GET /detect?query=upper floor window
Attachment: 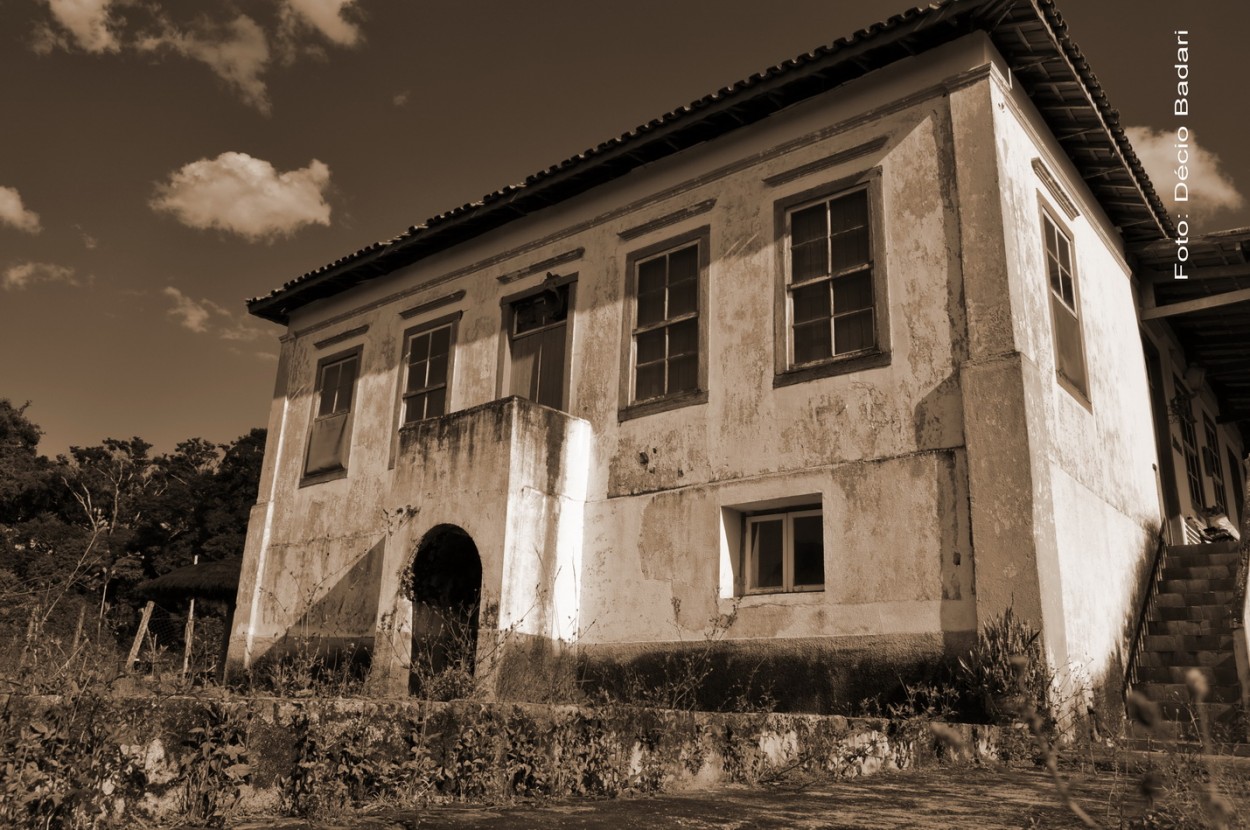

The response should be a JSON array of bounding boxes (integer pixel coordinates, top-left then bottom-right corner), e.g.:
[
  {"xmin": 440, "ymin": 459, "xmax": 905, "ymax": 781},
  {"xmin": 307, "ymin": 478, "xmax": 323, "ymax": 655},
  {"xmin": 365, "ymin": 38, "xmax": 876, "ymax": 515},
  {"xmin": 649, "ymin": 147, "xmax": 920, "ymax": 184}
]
[
  {"xmin": 304, "ymin": 349, "xmax": 360, "ymax": 480},
  {"xmin": 787, "ymin": 187, "xmax": 876, "ymax": 365},
  {"xmin": 620, "ymin": 227, "xmax": 709, "ymax": 418},
  {"xmin": 403, "ymin": 316, "xmax": 457, "ymax": 424},
  {"xmin": 774, "ymin": 175, "xmax": 888, "ymax": 387},
  {"xmin": 1041, "ymin": 211, "xmax": 1089, "ymax": 401}
]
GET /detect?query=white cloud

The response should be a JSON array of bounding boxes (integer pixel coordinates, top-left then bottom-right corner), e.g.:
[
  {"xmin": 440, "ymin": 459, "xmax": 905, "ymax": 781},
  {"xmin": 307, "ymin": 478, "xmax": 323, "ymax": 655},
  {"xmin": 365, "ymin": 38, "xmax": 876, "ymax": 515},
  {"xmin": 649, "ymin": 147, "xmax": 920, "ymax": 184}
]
[
  {"xmin": 0, "ymin": 187, "xmax": 42, "ymax": 234},
  {"xmin": 151, "ymin": 152, "xmax": 332, "ymax": 241},
  {"xmin": 163, "ymin": 286, "xmax": 273, "ymax": 343},
  {"xmin": 162, "ymin": 286, "xmax": 225, "ymax": 333},
  {"xmin": 282, "ymin": 0, "xmax": 362, "ymax": 47},
  {"xmin": 137, "ymin": 16, "xmax": 272, "ymax": 114},
  {"xmin": 1126, "ymin": 126, "xmax": 1245, "ymax": 221},
  {"xmin": 2, "ymin": 262, "xmax": 81, "ymax": 290},
  {"xmin": 40, "ymin": 0, "xmax": 120, "ymax": 53}
]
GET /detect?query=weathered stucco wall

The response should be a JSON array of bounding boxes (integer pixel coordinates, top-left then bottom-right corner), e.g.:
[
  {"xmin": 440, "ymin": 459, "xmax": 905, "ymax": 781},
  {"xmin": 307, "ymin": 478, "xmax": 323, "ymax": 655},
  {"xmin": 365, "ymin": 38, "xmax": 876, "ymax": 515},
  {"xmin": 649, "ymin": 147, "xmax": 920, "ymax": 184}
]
[
  {"xmin": 230, "ymin": 29, "xmax": 1175, "ymax": 714},
  {"xmin": 229, "ymin": 36, "xmax": 1007, "ymax": 691},
  {"xmin": 987, "ymin": 66, "xmax": 1163, "ymax": 705}
]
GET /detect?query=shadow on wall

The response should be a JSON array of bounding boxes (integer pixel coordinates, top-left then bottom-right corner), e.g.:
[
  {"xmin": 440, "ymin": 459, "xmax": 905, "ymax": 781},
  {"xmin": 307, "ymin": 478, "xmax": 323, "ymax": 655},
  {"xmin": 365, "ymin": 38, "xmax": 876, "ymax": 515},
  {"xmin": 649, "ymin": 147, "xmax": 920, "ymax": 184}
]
[{"xmin": 249, "ymin": 537, "xmax": 387, "ymax": 682}]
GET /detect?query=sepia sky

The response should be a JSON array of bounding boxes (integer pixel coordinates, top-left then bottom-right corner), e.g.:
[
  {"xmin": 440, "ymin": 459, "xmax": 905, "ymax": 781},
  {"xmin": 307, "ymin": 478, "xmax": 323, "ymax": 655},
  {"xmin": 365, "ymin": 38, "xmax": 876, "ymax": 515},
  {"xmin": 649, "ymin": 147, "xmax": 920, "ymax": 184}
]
[{"xmin": 2, "ymin": 0, "xmax": 1247, "ymax": 458}]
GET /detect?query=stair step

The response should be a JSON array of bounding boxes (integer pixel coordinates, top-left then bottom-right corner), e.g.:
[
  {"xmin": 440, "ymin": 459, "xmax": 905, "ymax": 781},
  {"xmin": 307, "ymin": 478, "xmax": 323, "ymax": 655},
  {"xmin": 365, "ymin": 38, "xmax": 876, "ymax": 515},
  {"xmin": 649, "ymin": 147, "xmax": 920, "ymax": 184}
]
[
  {"xmin": 1159, "ymin": 577, "xmax": 1237, "ymax": 594},
  {"xmin": 1153, "ymin": 590, "xmax": 1237, "ymax": 607},
  {"xmin": 1146, "ymin": 619, "xmax": 1233, "ymax": 637},
  {"xmin": 1163, "ymin": 563, "xmax": 1237, "ymax": 580},
  {"xmin": 1134, "ymin": 650, "xmax": 1235, "ymax": 669},
  {"xmin": 1134, "ymin": 664, "xmax": 1240, "ymax": 685},
  {"xmin": 1143, "ymin": 633, "xmax": 1234, "ymax": 652},
  {"xmin": 1151, "ymin": 604, "xmax": 1233, "ymax": 622},
  {"xmin": 1135, "ymin": 683, "xmax": 1241, "ymax": 705},
  {"xmin": 1167, "ymin": 542, "xmax": 1243, "ymax": 557}
]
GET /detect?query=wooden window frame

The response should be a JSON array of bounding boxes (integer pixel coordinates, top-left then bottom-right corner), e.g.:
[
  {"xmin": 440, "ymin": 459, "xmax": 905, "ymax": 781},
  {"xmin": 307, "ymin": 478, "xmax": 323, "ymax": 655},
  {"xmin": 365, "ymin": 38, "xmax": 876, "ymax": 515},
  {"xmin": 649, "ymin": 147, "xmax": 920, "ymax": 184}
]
[
  {"xmin": 1039, "ymin": 200, "xmax": 1091, "ymax": 407},
  {"xmin": 301, "ymin": 345, "xmax": 363, "ymax": 486},
  {"xmin": 742, "ymin": 505, "xmax": 825, "ymax": 595},
  {"xmin": 1201, "ymin": 413, "xmax": 1227, "ymax": 512},
  {"xmin": 772, "ymin": 170, "xmax": 890, "ymax": 388},
  {"xmin": 618, "ymin": 226, "xmax": 710, "ymax": 421},
  {"xmin": 497, "ymin": 274, "xmax": 578, "ymax": 412},
  {"xmin": 400, "ymin": 312, "xmax": 460, "ymax": 427}
]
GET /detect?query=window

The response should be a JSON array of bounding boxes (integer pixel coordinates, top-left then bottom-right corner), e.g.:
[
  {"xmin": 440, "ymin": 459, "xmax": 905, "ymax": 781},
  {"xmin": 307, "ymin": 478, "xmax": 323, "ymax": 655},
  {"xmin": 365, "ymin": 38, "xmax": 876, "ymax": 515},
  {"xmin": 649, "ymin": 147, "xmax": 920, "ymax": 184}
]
[
  {"xmin": 773, "ymin": 176, "xmax": 888, "ymax": 386},
  {"xmin": 507, "ymin": 282, "xmax": 571, "ymax": 411},
  {"xmin": 304, "ymin": 349, "xmax": 360, "ymax": 479},
  {"xmin": 1227, "ymin": 448, "xmax": 1245, "ymax": 526},
  {"xmin": 787, "ymin": 187, "xmax": 876, "ymax": 365},
  {"xmin": 1174, "ymin": 374, "xmax": 1203, "ymax": 508},
  {"xmin": 634, "ymin": 243, "xmax": 698, "ymax": 400},
  {"xmin": 403, "ymin": 318, "xmax": 456, "ymax": 424},
  {"xmin": 1041, "ymin": 211, "xmax": 1089, "ymax": 399},
  {"xmin": 1202, "ymin": 414, "xmax": 1227, "ymax": 512},
  {"xmin": 621, "ymin": 228, "xmax": 708, "ymax": 417},
  {"xmin": 743, "ymin": 507, "xmax": 824, "ymax": 593}
]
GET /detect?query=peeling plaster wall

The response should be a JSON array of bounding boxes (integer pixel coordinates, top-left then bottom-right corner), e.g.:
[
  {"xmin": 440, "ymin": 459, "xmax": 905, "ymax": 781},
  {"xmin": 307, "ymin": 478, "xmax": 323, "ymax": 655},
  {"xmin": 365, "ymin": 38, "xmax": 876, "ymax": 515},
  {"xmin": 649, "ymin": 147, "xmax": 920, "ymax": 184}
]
[
  {"xmin": 987, "ymin": 68, "xmax": 1163, "ymax": 703},
  {"xmin": 228, "ymin": 34, "xmax": 1143, "ymax": 694}
]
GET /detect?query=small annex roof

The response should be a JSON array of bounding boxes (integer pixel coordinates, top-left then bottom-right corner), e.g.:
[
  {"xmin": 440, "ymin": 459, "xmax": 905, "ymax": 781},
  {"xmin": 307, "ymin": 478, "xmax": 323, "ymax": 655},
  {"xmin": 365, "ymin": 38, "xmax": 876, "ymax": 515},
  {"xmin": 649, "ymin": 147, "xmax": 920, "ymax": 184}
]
[
  {"xmin": 247, "ymin": 0, "xmax": 1173, "ymax": 325},
  {"xmin": 1133, "ymin": 229, "xmax": 1250, "ymax": 444}
]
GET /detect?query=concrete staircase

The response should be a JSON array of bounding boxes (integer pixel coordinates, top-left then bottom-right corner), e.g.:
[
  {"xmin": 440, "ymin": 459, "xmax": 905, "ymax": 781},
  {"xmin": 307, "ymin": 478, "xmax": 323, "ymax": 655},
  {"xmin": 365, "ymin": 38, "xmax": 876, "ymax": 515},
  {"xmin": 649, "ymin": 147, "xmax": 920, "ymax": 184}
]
[{"xmin": 1131, "ymin": 541, "xmax": 1244, "ymax": 739}]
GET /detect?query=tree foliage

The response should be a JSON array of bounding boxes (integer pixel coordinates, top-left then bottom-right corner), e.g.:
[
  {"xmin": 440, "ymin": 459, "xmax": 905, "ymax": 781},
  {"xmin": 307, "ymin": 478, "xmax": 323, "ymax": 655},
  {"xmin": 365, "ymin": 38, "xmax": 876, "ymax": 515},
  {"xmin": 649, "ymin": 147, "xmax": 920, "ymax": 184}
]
[{"xmin": 0, "ymin": 399, "xmax": 265, "ymax": 639}]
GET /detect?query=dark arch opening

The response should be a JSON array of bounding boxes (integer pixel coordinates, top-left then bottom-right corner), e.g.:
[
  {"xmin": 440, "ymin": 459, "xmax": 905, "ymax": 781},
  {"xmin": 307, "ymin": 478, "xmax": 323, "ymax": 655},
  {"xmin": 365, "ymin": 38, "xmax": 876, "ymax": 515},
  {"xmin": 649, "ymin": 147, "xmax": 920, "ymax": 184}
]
[{"xmin": 408, "ymin": 524, "xmax": 482, "ymax": 696}]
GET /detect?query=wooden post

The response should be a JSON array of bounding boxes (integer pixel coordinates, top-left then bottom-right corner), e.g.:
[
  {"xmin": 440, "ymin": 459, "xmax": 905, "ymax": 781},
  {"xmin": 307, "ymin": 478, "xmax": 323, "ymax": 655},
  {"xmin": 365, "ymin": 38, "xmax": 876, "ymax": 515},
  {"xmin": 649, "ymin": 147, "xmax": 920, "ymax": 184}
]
[
  {"xmin": 127, "ymin": 601, "xmax": 154, "ymax": 672},
  {"xmin": 70, "ymin": 605, "xmax": 86, "ymax": 653},
  {"xmin": 182, "ymin": 555, "xmax": 198, "ymax": 677}
]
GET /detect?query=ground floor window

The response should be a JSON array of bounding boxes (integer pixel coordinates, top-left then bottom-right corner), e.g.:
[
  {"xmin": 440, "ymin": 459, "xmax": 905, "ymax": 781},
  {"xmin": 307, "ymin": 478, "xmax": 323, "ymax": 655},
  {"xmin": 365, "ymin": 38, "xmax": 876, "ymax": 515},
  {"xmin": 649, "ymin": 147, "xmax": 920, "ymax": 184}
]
[{"xmin": 744, "ymin": 507, "xmax": 824, "ymax": 593}]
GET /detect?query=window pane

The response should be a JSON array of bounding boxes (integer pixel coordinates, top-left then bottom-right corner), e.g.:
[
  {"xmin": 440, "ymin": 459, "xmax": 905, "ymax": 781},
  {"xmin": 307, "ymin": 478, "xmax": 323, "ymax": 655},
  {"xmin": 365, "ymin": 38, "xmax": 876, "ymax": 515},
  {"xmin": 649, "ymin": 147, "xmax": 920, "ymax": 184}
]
[
  {"xmin": 833, "ymin": 310, "xmax": 874, "ymax": 354},
  {"xmin": 1060, "ymin": 272, "xmax": 1075, "ymax": 307},
  {"xmin": 791, "ymin": 203, "xmax": 827, "ymax": 246},
  {"xmin": 828, "ymin": 189, "xmax": 867, "ymax": 234},
  {"xmin": 794, "ymin": 320, "xmax": 831, "ymax": 364},
  {"xmin": 792, "ymin": 515, "xmax": 824, "ymax": 587},
  {"xmin": 406, "ymin": 358, "xmax": 428, "ymax": 393},
  {"xmin": 668, "ymin": 318, "xmax": 698, "ymax": 357},
  {"xmin": 638, "ymin": 257, "xmax": 666, "ymax": 296},
  {"xmin": 791, "ymin": 239, "xmax": 828, "ymax": 282},
  {"xmin": 636, "ymin": 328, "xmax": 666, "ymax": 364},
  {"xmin": 668, "ymin": 276, "xmax": 697, "ymax": 317},
  {"xmin": 410, "ymin": 332, "xmax": 430, "ymax": 364},
  {"xmin": 1052, "ymin": 297, "xmax": 1087, "ymax": 395},
  {"xmin": 404, "ymin": 391, "xmax": 426, "ymax": 423},
  {"xmin": 668, "ymin": 245, "xmax": 698, "ymax": 283},
  {"xmin": 333, "ymin": 357, "xmax": 357, "ymax": 414},
  {"xmin": 317, "ymin": 366, "xmax": 337, "ymax": 416},
  {"xmin": 635, "ymin": 362, "xmax": 665, "ymax": 401},
  {"xmin": 792, "ymin": 281, "xmax": 831, "ymax": 324},
  {"xmin": 429, "ymin": 326, "xmax": 451, "ymax": 357},
  {"xmin": 668, "ymin": 354, "xmax": 697, "ymax": 394},
  {"xmin": 751, "ymin": 519, "xmax": 784, "ymax": 589},
  {"xmin": 514, "ymin": 296, "xmax": 547, "ymax": 333},
  {"xmin": 425, "ymin": 387, "xmax": 446, "ymax": 419},
  {"xmin": 830, "ymin": 225, "xmax": 869, "ymax": 272},
  {"xmin": 427, "ymin": 352, "xmax": 449, "ymax": 387},
  {"xmin": 833, "ymin": 271, "xmax": 872, "ymax": 313},
  {"xmin": 1056, "ymin": 232, "xmax": 1071, "ymax": 270},
  {"xmin": 1044, "ymin": 219, "xmax": 1058, "ymax": 257},
  {"xmin": 1047, "ymin": 257, "xmax": 1063, "ymax": 295},
  {"xmin": 637, "ymin": 289, "xmax": 665, "ymax": 326}
]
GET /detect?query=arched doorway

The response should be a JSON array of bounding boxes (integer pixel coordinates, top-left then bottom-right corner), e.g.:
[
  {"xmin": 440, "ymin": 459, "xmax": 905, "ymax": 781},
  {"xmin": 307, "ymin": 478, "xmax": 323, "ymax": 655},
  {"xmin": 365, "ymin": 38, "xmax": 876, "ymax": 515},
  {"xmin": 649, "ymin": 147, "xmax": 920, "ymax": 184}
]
[{"xmin": 408, "ymin": 524, "xmax": 482, "ymax": 696}]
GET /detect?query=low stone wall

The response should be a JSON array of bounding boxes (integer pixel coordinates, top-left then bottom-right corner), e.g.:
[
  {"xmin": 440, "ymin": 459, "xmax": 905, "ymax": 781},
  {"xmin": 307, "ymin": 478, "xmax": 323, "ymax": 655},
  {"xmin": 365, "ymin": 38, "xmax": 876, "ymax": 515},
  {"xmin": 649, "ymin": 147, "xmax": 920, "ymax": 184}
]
[{"xmin": 0, "ymin": 693, "xmax": 1005, "ymax": 825}]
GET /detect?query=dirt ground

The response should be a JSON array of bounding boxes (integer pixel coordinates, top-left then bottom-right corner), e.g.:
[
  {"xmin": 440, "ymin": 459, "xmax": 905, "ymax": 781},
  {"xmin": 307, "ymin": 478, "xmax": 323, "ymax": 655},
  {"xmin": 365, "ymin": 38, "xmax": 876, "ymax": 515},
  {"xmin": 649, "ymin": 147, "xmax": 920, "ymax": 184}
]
[{"xmin": 219, "ymin": 765, "xmax": 1250, "ymax": 830}]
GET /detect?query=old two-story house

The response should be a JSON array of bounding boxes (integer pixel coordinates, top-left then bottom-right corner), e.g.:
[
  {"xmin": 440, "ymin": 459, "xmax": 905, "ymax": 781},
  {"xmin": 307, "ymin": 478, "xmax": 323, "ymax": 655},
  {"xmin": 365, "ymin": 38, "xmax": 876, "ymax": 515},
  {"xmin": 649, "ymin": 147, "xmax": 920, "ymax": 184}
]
[{"xmin": 225, "ymin": 0, "xmax": 1248, "ymax": 717}]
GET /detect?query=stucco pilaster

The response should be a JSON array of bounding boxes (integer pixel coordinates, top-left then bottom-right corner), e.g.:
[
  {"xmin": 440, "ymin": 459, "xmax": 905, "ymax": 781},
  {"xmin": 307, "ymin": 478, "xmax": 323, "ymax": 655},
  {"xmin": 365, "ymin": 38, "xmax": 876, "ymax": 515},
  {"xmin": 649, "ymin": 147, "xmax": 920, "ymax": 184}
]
[{"xmin": 949, "ymin": 76, "xmax": 1060, "ymax": 660}]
